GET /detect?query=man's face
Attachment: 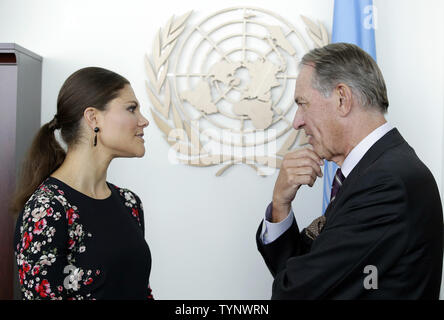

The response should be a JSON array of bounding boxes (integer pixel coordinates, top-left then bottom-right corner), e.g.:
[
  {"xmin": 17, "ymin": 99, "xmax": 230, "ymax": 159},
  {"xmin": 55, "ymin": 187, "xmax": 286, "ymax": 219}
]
[{"xmin": 293, "ymin": 65, "xmax": 340, "ymax": 161}]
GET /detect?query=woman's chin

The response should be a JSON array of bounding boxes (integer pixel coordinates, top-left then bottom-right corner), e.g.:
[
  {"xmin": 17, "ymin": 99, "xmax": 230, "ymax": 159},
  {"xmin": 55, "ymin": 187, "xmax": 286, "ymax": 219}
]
[
  {"xmin": 135, "ymin": 147, "xmax": 146, "ymax": 158},
  {"xmin": 112, "ymin": 144, "xmax": 146, "ymax": 158}
]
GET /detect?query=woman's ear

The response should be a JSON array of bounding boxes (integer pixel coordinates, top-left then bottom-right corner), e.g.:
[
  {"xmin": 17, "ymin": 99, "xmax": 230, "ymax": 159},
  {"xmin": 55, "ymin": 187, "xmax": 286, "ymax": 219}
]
[{"xmin": 84, "ymin": 107, "xmax": 98, "ymax": 129}]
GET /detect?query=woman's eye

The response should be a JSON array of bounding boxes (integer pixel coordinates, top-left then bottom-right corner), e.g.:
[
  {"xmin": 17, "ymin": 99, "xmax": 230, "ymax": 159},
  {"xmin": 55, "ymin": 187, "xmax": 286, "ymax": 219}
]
[{"xmin": 128, "ymin": 106, "xmax": 137, "ymax": 113}]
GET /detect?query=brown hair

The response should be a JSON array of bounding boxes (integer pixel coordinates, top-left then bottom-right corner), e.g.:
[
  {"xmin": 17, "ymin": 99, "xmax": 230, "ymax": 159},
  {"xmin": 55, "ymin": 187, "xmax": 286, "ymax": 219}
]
[{"xmin": 10, "ymin": 67, "xmax": 129, "ymax": 215}]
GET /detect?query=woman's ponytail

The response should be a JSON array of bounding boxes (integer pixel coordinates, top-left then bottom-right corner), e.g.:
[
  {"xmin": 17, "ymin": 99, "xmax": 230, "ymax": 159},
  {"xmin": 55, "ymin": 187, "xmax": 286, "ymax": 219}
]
[{"xmin": 10, "ymin": 120, "xmax": 66, "ymax": 216}]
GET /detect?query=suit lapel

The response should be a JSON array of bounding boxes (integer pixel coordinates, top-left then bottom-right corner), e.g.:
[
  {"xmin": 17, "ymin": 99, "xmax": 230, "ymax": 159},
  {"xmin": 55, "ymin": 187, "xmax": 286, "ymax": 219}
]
[{"xmin": 324, "ymin": 128, "xmax": 406, "ymax": 220}]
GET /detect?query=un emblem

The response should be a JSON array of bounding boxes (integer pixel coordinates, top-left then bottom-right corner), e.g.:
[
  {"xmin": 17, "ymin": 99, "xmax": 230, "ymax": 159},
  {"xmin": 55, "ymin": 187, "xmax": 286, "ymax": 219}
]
[{"xmin": 145, "ymin": 7, "xmax": 328, "ymax": 176}]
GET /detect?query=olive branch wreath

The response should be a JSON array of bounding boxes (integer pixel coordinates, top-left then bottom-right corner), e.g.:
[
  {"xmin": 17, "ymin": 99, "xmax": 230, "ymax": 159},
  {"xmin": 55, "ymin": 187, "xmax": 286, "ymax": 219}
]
[{"xmin": 145, "ymin": 11, "xmax": 329, "ymax": 176}]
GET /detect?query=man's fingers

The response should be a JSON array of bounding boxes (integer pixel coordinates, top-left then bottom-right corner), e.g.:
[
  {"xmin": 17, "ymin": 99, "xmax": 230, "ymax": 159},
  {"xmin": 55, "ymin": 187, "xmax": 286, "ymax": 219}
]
[
  {"xmin": 297, "ymin": 173, "xmax": 317, "ymax": 188},
  {"xmin": 286, "ymin": 167, "xmax": 318, "ymax": 187},
  {"xmin": 282, "ymin": 158, "xmax": 323, "ymax": 177},
  {"xmin": 284, "ymin": 148, "xmax": 323, "ymax": 166}
]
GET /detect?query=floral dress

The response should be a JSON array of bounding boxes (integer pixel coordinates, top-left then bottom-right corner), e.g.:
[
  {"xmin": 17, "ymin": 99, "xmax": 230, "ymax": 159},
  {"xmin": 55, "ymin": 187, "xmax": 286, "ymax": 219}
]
[{"xmin": 14, "ymin": 177, "xmax": 154, "ymax": 300}]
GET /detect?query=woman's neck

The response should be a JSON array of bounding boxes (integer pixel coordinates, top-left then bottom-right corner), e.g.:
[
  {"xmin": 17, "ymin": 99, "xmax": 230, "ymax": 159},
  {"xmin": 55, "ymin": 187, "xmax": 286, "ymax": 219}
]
[{"xmin": 51, "ymin": 145, "xmax": 113, "ymax": 199}]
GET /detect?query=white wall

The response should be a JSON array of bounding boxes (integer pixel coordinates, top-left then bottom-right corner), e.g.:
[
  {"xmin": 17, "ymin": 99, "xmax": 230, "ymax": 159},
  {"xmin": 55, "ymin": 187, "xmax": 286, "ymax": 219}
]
[
  {"xmin": 374, "ymin": 0, "xmax": 444, "ymax": 298},
  {"xmin": 375, "ymin": 0, "xmax": 443, "ymax": 194},
  {"xmin": 1, "ymin": 0, "xmax": 442, "ymax": 299}
]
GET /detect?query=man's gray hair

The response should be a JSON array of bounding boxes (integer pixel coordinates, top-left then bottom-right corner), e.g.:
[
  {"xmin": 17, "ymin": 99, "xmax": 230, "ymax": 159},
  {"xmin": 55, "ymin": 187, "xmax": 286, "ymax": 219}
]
[{"xmin": 300, "ymin": 43, "xmax": 389, "ymax": 113}]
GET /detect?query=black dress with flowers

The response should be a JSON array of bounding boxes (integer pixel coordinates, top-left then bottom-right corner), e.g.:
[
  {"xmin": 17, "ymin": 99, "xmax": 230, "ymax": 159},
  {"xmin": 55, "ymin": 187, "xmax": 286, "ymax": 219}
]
[{"xmin": 14, "ymin": 177, "xmax": 154, "ymax": 300}]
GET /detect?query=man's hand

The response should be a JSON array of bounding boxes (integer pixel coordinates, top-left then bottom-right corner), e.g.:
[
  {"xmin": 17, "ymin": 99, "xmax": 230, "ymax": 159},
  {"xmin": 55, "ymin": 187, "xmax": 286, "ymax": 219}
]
[{"xmin": 272, "ymin": 148, "xmax": 323, "ymax": 222}]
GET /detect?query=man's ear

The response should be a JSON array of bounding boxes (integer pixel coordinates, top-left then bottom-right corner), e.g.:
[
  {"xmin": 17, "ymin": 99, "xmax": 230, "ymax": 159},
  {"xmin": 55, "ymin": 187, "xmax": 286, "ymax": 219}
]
[
  {"xmin": 84, "ymin": 107, "xmax": 99, "ymax": 130},
  {"xmin": 335, "ymin": 83, "xmax": 353, "ymax": 117}
]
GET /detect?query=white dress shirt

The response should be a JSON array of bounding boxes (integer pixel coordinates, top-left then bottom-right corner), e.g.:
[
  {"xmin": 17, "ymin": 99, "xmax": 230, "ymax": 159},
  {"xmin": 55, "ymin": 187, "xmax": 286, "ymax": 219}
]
[{"xmin": 261, "ymin": 122, "xmax": 394, "ymax": 244}]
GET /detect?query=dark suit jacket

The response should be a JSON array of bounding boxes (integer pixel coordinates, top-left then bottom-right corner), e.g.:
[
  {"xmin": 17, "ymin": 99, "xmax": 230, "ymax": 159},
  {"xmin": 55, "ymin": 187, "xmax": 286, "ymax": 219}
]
[{"xmin": 257, "ymin": 128, "xmax": 443, "ymax": 299}]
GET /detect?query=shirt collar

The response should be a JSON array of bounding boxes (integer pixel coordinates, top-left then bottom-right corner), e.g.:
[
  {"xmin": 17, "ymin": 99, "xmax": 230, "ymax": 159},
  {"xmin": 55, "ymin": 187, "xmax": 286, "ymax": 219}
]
[{"xmin": 341, "ymin": 122, "xmax": 393, "ymax": 178}]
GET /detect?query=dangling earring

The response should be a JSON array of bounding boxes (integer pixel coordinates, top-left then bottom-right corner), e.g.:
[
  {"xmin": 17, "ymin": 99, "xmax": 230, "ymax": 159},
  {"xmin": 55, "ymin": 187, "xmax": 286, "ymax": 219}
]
[{"xmin": 94, "ymin": 127, "xmax": 99, "ymax": 147}]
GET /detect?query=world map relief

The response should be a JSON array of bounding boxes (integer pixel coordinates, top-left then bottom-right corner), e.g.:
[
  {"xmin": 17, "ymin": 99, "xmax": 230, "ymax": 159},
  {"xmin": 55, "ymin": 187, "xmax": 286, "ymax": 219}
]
[{"xmin": 180, "ymin": 24, "xmax": 293, "ymax": 130}]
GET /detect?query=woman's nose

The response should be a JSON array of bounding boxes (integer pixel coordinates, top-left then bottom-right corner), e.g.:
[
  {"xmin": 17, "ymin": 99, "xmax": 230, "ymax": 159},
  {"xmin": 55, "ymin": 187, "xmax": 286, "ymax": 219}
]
[{"xmin": 140, "ymin": 117, "xmax": 149, "ymax": 128}]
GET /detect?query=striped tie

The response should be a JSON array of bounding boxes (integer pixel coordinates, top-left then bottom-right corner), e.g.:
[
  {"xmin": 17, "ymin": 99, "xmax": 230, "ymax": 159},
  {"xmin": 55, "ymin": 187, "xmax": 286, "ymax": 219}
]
[
  {"xmin": 330, "ymin": 168, "xmax": 345, "ymax": 202},
  {"xmin": 305, "ymin": 168, "xmax": 346, "ymax": 241}
]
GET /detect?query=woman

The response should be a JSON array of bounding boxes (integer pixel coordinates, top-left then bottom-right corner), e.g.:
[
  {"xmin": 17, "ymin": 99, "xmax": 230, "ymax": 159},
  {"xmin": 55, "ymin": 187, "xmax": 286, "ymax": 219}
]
[{"xmin": 11, "ymin": 67, "xmax": 153, "ymax": 300}]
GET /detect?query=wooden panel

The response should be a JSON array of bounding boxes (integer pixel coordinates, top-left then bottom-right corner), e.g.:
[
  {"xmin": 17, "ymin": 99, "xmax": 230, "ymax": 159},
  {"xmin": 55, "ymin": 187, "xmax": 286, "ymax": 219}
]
[
  {"xmin": 0, "ymin": 64, "xmax": 17, "ymax": 299},
  {"xmin": 0, "ymin": 53, "xmax": 17, "ymax": 64}
]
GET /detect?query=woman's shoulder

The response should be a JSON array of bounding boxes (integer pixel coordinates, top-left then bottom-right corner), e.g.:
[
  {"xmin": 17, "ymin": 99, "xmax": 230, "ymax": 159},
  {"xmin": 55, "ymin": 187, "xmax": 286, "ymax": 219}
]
[
  {"xmin": 109, "ymin": 183, "xmax": 142, "ymax": 206},
  {"xmin": 16, "ymin": 178, "xmax": 70, "ymax": 246},
  {"xmin": 108, "ymin": 183, "xmax": 144, "ymax": 226},
  {"xmin": 24, "ymin": 178, "xmax": 71, "ymax": 213}
]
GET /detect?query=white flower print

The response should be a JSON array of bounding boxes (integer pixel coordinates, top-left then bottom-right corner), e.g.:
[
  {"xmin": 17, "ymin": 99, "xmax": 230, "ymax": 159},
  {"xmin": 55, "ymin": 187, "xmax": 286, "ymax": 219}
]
[
  {"xmin": 31, "ymin": 206, "xmax": 47, "ymax": 222},
  {"xmin": 54, "ymin": 195, "xmax": 67, "ymax": 206},
  {"xmin": 53, "ymin": 212, "xmax": 62, "ymax": 221},
  {"xmin": 47, "ymin": 226, "xmax": 56, "ymax": 237},
  {"xmin": 36, "ymin": 195, "xmax": 50, "ymax": 205},
  {"xmin": 124, "ymin": 191, "xmax": 137, "ymax": 207},
  {"xmin": 24, "ymin": 290, "xmax": 32, "ymax": 299},
  {"xmin": 40, "ymin": 253, "xmax": 56, "ymax": 266},
  {"xmin": 23, "ymin": 207, "xmax": 31, "ymax": 220},
  {"xmin": 16, "ymin": 254, "xmax": 24, "ymax": 266},
  {"xmin": 74, "ymin": 224, "xmax": 83, "ymax": 237},
  {"xmin": 31, "ymin": 241, "xmax": 42, "ymax": 254}
]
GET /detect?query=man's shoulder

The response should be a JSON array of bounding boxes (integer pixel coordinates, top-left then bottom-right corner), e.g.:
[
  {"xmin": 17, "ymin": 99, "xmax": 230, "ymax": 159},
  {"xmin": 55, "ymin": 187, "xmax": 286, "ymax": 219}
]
[
  {"xmin": 372, "ymin": 140, "xmax": 435, "ymax": 184},
  {"xmin": 358, "ymin": 138, "xmax": 440, "ymax": 210}
]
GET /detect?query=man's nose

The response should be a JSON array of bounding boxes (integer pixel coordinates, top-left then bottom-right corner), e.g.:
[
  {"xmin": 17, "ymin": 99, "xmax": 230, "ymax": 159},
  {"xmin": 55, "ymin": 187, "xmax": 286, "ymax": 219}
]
[{"xmin": 293, "ymin": 107, "xmax": 304, "ymax": 130}]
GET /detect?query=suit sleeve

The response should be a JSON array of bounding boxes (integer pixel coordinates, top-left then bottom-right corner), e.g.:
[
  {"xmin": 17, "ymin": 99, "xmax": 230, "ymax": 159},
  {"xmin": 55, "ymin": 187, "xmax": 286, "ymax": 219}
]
[
  {"xmin": 259, "ymin": 170, "xmax": 408, "ymax": 299},
  {"xmin": 256, "ymin": 217, "xmax": 313, "ymax": 277}
]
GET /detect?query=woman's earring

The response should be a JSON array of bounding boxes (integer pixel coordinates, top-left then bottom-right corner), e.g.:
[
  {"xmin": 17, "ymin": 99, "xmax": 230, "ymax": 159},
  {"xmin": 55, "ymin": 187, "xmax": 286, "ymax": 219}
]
[{"xmin": 94, "ymin": 127, "xmax": 100, "ymax": 147}]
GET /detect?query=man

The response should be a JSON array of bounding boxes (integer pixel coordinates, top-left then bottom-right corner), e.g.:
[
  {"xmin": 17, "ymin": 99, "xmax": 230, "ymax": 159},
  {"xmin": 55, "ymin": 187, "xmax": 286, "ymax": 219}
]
[{"xmin": 256, "ymin": 43, "xmax": 443, "ymax": 299}]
